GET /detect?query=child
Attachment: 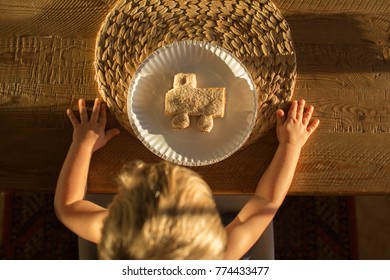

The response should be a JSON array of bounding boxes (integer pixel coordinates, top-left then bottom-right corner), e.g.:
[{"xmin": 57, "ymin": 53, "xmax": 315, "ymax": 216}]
[{"xmin": 54, "ymin": 98, "xmax": 319, "ymax": 259}]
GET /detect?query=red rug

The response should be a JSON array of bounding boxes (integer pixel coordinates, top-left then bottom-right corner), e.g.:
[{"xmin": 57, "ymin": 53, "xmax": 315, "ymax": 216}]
[
  {"xmin": 274, "ymin": 196, "xmax": 358, "ymax": 259},
  {"xmin": 0, "ymin": 192, "xmax": 78, "ymax": 259},
  {"xmin": 0, "ymin": 192, "xmax": 357, "ymax": 259}
]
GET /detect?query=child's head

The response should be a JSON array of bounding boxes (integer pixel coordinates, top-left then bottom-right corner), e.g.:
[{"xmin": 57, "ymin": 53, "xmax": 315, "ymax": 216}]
[{"xmin": 98, "ymin": 160, "xmax": 226, "ymax": 259}]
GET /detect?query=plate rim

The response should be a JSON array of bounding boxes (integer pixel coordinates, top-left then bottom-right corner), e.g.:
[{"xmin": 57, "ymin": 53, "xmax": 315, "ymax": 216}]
[{"xmin": 127, "ymin": 40, "xmax": 257, "ymax": 166}]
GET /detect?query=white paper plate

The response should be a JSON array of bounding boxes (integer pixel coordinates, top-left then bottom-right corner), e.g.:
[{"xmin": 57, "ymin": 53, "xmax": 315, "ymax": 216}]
[{"xmin": 128, "ymin": 41, "xmax": 257, "ymax": 166}]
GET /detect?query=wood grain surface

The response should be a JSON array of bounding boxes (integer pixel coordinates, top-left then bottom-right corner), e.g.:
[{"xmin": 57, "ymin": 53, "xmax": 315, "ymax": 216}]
[{"xmin": 1, "ymin": 0, "xmax": 390, "ymax": 194}]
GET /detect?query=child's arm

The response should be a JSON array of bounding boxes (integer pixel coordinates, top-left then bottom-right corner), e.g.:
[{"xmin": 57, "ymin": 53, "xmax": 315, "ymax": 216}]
[
  {"xmin": 224, "ymin": 99, "xmax": 320, "ymax": 259},
  {"xmin": 54, "ymin": 98, "xmax": 120, "ymax": 243}
]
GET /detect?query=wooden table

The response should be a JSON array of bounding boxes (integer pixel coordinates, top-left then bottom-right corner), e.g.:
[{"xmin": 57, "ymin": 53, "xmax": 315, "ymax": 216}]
[{"xmin": 1, "ymin": 0, "xmax": 390, "ymax": 195}]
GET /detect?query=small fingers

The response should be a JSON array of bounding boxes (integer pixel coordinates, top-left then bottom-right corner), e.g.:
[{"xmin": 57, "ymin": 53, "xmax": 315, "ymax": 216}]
[
  {"xmin": 78, "ymin": 99, "xmax": 88, "ymax": 123},
  {"xmin": 66, "ymin": 108, "xmax": 79, "ymax": 127},
  {"xmin": 307, "ymin": 119, "xmax": 320, "ymax": 135},
  {"xmin": 98, "ymin": 102, "xmax": 107, "ymax": 128},
  {"xmin": 287, "ymin": 100, "xmax": 298, "ymax": 119},
  {"xmin": 302, "ymin": 105, "xmax": 314, "ymax": 126},
  {"xmin": 105, "ymin": 128, "xmax": 120, "ymax": 143},
  {"xmin": 91, "ymin": 98, "xmax": 101, "ymax": 123},
  {"xmin": 276, "ymin": 109, "xmax": 285, "ymax": 126},
  {"xmin": 296, "ymin": 99, "xmax": 305, "ymax": 121}
]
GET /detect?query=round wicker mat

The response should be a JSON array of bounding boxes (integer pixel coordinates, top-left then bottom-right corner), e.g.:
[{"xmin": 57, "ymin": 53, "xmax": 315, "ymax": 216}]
[{"xmin": 95, "ymin": 0, "xmax": 296, "ymax": 147}]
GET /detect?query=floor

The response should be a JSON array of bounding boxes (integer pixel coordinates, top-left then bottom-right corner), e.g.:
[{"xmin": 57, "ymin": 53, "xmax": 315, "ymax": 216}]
[
  {"xmin": 0, "ymin": 193, "xmax": 389, "ymax": 259},
  {"xmin": 0, "ymin": 193, "xmax": 4, "ymax": 247},
  {"xmin": 354, "ymin": 196, "xmax": 390, "ymax": 259}
]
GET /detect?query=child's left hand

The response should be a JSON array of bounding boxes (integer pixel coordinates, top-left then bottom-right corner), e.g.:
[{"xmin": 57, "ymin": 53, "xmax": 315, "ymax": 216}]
[{"xmin": 67, "ymin": 98, "xmax": 120, "ymax": 152}]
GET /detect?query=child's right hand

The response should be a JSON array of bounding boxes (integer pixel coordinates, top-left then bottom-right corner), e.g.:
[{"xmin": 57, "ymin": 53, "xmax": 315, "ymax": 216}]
[
  {"xmin": 276, "ymin": 99, "xmax": 320, "ymax": 149},
  {"xmin": 67, "ymin": 98, "xmax": 120, "ymax": 153}
]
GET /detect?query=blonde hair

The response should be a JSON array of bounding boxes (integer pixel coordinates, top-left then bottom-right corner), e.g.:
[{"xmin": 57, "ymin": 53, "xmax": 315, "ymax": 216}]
[{"xmin": 98, "ymin": 161, "xmax": 226, "ymax": 259}]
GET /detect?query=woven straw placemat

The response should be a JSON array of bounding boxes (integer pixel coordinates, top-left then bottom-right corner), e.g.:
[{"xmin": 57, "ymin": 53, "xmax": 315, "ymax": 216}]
[{"xmin": 95, "ymin": 0, "xmax": 296, "ymax": 147}]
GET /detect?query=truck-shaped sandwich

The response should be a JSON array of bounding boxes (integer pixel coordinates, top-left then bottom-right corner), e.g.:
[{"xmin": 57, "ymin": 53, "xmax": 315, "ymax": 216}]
[{"xmin": 164, "ymin": 73, "xmax": 226, "ymax": 132}]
